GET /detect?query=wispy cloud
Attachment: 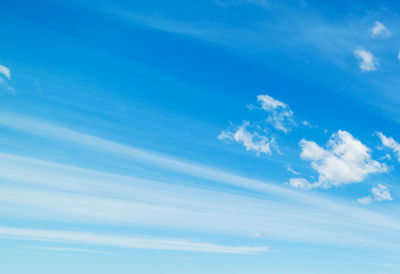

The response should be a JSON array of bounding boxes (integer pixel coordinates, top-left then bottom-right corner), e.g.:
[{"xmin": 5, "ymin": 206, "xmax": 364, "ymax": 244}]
[
  {"xmin": 285, "ymin": 164, "xmax": 301, "ymax": 175},
  {"xmin": 358, "ymin": 184, "xmax": 393, "ymax": 204},
  {"xmin": 2, "ymin": 152, "xmax": 400, "ymax": 249},
  {"xmin": 291, "ymin": 130, "xmax": 387, "ymax": 189},
  {"xmin": 288, "ymin": 178, "xmax": 313, "ymax": 190},
  {"xmin": 354, "ymin": 49, "xmax": 379, "ymax": 72},
  {"xmin": 370, "ymin": 21, "xmax": 391, "ymax": 39},
  {"xmin": 0, "ymin": 65, "xmax": 11, "ymax": 80},
  {"xmin": 219, "ymin": 93, "xmax": 294, "ymax": 155},
  {"xmin": 0, "ymin": 64, "xmax": 14, "ymax": 93},
  {"xmin": 257, "ymin": 94, "xmax": 294, "ymax": 133},
  {"xmin": 0, "ymin": 227, "xmax": 268, "ymax": 254},
  {"xmin": 376, "ymin": 132, "xmax": 400, "ymax": 162},
  {"xmin": 23, "ymin": 246, "xmax": 110, "ymax": 254},
  {"xmin": 2, "ymin": 112, "xmax": 400, "ymax": 242},
  {"xmin": 215, "ymin": 0, "xmax": 269, "ymax": 9},
  {"xmin": 218, "ymin": 121, "xmax": 274, "ymax": 155}
]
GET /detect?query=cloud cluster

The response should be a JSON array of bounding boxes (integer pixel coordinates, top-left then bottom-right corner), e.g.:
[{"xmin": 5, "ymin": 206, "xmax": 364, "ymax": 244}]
[
  {"xmin": 358, "ymin": 184, "xmax": 393, "ymax": 204},
  {"xmin": 219, "ymin": 93, "xmax": 295, "ymax": 155},
  {"xmin": 376, "ymin": 132, "xmax": 400, "ymax": 162},
  {"xmin": 290, "ymin": 130, "xmax": 387, "ymax": 189},
  {"xmin": 354, "ymin": 49, "xmax": 379, "ymax": 72},
  {"xmin": 218, "ymin": 121, "xmax": 274, "ymax": 155}
]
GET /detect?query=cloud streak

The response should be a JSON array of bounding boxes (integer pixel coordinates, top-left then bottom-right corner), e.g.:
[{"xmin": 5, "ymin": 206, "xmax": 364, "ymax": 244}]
[
  {"xmin": 1, "ymin": 152, "xmax": 400, "ymax": 249},
  {"xmin": 1, "ymin": 113, "xmax": 400, "ymax": 241},
  {"xmin": 0, "ymin": 65, "xmax": 11, "ymax": 80},
  {"xmin": 0, "ymin": 227, "xmax": 268, "ymax": 254}
]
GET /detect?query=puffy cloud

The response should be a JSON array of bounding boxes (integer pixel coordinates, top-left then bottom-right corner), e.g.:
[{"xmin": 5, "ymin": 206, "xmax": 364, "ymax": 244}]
[
  {"xmin": 354, "ymin": 49, "xmax": 379, "ymax": 72},
  {"xmin": 218, "ymin": 121, "xmax": 274, "ymax": 155},
  {"xmin": 370, "ymin": 21, "xmax": 391, "ymax": 39},
  {"xmin": 376, "ymin": 132, "xmax": 400, "ymax": 162},
  {"xmin": 290, "ymin": 130, "xmax": 387, "ymax": 189},
  {"xmin": 257, "ymin": 94, "xmax": 294, "ymax": 133},
  {"xmin": 358, "ymin": 184, "xmax": 393, "ymax": 204}
]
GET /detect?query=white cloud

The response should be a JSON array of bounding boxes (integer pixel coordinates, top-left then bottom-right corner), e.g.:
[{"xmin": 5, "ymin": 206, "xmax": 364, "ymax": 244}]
[
  {"xmin": 291, "ymin": 130, "xmax": 387, "ymax": 189},
  {"xmin": 376, "ymin": 132, "xmax": 400, "ymax": 162},
  {"xmin": 0, "ymin": 226, "xmax": 269, "ymax": 254},
  {"xmin": 301, "ymin": 120, "xmax": 316, "ymax": 128},
  {"xmin": 218, "ymin": 121, "xmax": 273, "ymax": 155},
  {"xmin": 288, "ymin": 178, "xmax": 313, "ymax": 190},
  {"xmin": 285, "ymin": 164, "xmax": 301, "ymax": 175},
  {"xmin": 0, "ymin": 64, "xmax": 11, "ymax": 80},
  {"xmin": 354, "ymin": 49, "xmax": 379, "ymax": 72},
  {"xmin": 23, "ymin": 246, "xmax": 110, "ymax": 254},
  {"xmin": 220, "ymin": 94, "xmax": 294, "ymax": 155},
  {"xmin": 358, "ymin": 184, "xmax": 393, "ymax": 204},
  {"xmin": 257, "ymin": 94, "xmax": 294, "ymax": 133},
  {"xmin": 370, "ymin": 21, "xmax": 391, "ymax": 39},
  {"xmin": 4, "ymin": 115, "xmax": 400, "ymax": 249},
  {"xmin": 0, "ymin": 64, "xmax": 14, "ymax": 93},
  {"xmin": 357, "ymin": 196, "xmax": 372, "ymax": 205}
]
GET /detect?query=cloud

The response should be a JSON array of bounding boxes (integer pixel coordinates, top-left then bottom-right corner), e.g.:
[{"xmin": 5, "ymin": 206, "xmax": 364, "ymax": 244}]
[
  {"xmin": 354, "ymin": 49, "xmax": 379, "ymax": 72},
  {"xmin": 285, "ymin": 164, "xmax": 301, "ymax": 175},
  {"xmin": 358, "ymin": 184, "xmax": 393, "ymax": 204},
  {"xmin": 23, "ymin": 246, "xmax": 110, "ymax": 254},
  {"xmin": 291, "ymin": 130, "xmax": 387, "ymax": 189},
  {"xmin": 370, "ymin": 21, "xmax": 391, "ymax": 39},
  {"xmin": 0, "ymin": 64, "xmax": 14, "ymax": 93},
  {"xmin": 215, "ymin": 0, "xmax": 269, "ymax": 8},
  {"xmin": 288, "ymin": 178, "xmax": 313, "ymax": 190},
  {"xmin": 376, "ymin": 132, "xmax": 400, "ymax": 162},
  {"xmin": 257, "ymin": 94, "xmax": 294, "ymax": 133},
  {"xmin": 0, "ymin": 64, "xmax": 11, "ymax": 80},
  {"xmin": 219, "ymin": 93, "xmax": 293, "ymax": 154},
  {"xmin": 218, "ymin": 121, "xmax": 274, "ymax": 155},
  {"xmin": 0, "ymin": 226, "xmax": 269, "ymax": 254},
  {"xmin": 3, "ymin": 115, "xmax": 400, "ymax": 252}
]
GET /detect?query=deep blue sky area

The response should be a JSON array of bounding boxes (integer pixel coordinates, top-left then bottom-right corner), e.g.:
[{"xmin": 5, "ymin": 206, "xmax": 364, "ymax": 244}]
[{"xmin": 1, "ymin": 0, "xmax": 400, "ymax": 273}]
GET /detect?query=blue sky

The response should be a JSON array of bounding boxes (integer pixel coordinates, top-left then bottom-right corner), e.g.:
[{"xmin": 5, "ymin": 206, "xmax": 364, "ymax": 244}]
[{"xmin": 2, "ymin": 0, "xmax": 400, "ymax": 273}]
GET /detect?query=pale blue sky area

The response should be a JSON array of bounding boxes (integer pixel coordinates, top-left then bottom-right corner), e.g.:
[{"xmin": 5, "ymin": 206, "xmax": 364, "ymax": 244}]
[{"xmin": 1, "ymin": 0, "xmax": 400, "ymax": 273}]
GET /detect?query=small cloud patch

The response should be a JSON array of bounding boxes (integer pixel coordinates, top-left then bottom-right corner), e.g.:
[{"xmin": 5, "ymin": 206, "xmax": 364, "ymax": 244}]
[
  {"xmin": 354, "ymin": 49, "xmax": 379, "ymax": 72},
  {"xmin": 358, "ymin": 184, "xmax": 393, "ymax": 204}
]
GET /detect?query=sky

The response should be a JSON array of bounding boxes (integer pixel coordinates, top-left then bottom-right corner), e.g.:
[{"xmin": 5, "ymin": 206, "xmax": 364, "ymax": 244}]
[{"xmin": 2, "ymin": 0, "xmax": 400, "ymax": 273}]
